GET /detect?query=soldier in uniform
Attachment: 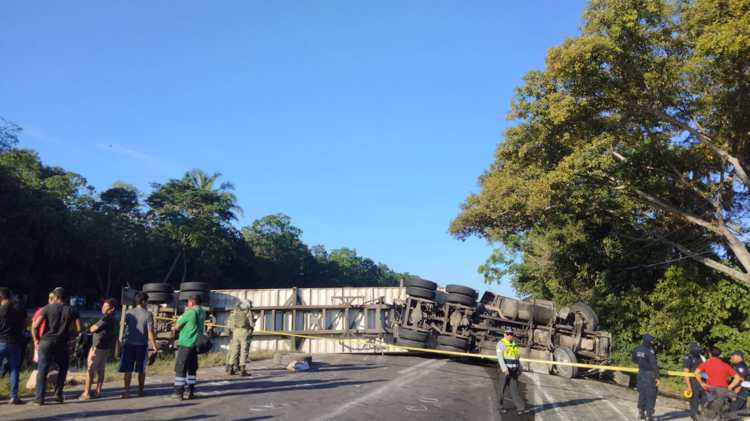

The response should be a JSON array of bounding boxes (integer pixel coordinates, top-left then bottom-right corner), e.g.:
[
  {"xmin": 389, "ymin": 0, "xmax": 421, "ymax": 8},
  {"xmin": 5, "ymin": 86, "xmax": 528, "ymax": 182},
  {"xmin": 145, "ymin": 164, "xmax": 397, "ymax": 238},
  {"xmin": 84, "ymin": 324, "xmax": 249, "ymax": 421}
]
[
  {"xmin": 683, "ymin": 342, "xmax": 705, "ymax": 421},
  {"xmin": 496, "ymin": 326, "xmax": 526, "ymax": 415},
  {"xmin": 730, "ymin": 351, "xmax": 749, "ymax": 412},
  {"xmin": 225, "ymin": 301, "xmax": 254, "ymax": 376},
  {"xmin": 632, "ymin": 334, "xmax": 659, "ymax": 421}
]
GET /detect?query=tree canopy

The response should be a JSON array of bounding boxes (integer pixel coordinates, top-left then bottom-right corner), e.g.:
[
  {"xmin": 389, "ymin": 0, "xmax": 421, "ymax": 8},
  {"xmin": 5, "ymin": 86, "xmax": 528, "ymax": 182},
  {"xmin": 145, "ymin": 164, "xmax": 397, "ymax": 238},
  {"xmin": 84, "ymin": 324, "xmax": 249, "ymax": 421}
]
[
  {"xmin": 451, "ymin": 0, "xmax": 750, "ymax": 363},
  {"xmin": 0, "ymin": 127, "xmax": 413, "ymax": 306}
]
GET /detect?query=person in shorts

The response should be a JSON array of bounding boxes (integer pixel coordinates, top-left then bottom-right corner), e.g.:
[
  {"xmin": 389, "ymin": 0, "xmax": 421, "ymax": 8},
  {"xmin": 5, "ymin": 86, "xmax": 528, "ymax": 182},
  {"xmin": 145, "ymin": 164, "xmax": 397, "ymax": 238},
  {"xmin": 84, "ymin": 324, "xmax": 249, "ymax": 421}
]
[
  {"xmin": 119, "ymin": 292, "xmax": 157, "ymax": 398},
  {"xmin": 79, "ymin": 298, "xmax": 117, "ymax": 400}
]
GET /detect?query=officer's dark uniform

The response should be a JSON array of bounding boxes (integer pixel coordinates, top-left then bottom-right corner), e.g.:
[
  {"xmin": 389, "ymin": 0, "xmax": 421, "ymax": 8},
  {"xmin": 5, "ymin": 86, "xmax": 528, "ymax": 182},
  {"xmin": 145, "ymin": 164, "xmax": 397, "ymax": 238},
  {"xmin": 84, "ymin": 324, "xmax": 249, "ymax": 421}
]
[
  {"xmin": 632, "ymin": 334, "xmax": 659, "ymax": 421},
  {"xmin": 683, "ymin": 342, "xmax": 704, "ymax": 420},
  {"xmin": 731, "ymin": 357, "xmax": 749, "ymax": 412}
]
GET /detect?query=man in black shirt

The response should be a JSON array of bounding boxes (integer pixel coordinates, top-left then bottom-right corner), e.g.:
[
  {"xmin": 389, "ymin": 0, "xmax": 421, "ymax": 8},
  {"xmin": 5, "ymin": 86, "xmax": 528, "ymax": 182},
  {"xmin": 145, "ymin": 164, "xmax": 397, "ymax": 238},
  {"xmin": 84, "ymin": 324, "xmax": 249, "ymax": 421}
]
[
  {"xmin": 731, "ymin": 351, "xmax": 749, "ymax": 412},
  {"xmin": 79, "ymin": 298, "xmax": 117, "ymax": 400},
  {"xmin": 683, "ymin": 342, "xmax": 704, "ymax": 421},
  {"xmin": 31, "ymin": 287, "xmax": 81, "ymax": 405},
  {"xmin": 0, "ymin": 287, "xmax": 26, "ymax": 405}
]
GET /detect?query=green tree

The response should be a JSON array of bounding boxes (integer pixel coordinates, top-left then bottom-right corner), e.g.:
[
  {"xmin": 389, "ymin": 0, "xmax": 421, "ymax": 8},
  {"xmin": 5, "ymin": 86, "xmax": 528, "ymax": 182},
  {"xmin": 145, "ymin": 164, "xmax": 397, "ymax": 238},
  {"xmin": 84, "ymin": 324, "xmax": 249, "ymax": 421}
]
[
  {"xmin": 147, "ymin": 169, "xmax": 242, "ymax": 284},
  {"xmin": 0, "ymin": 117, "xmax": 20, "ymax": 151},
  {"xmin": 451, "ymin": 0, "xmax": 750, "ymax": 288}
]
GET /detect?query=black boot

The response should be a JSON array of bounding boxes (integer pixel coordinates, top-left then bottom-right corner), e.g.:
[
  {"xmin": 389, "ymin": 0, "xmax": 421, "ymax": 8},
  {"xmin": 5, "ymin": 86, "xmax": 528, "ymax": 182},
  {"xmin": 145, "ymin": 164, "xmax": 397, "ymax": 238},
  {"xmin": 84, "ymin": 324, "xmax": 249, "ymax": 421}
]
[
  {"xmin": 230, "ymin": 365, "xmax": 239, "ymax": 375},
  {"xmin": 225, "ymin": 364, "xmax": 231, "ymax": 374},
  {"xmin": 638, "ymin": 409, "xmax": 645, "ymax": 420},
  {"xmin": 645, "ymin": 410, "xmax": 654, "ymax": 421},
  {"xmin": 171, "ymin": 386, "xmax": 184, "ymax": 401},
  {"xmin": 185, "ymin": 386, "xmax": 195, "ymax": 400},
  {"xmin": 240, "ymin": 367, "xmax": 250, "ymax": 377}
]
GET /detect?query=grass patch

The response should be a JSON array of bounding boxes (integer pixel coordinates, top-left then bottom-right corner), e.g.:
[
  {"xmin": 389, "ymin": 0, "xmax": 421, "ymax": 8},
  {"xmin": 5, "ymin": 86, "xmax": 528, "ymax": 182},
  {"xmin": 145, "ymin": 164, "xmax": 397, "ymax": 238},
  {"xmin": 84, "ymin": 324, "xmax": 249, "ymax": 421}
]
[{"xmin": 0, "ymin": 350, "xmax": 274, "ymax": 400}]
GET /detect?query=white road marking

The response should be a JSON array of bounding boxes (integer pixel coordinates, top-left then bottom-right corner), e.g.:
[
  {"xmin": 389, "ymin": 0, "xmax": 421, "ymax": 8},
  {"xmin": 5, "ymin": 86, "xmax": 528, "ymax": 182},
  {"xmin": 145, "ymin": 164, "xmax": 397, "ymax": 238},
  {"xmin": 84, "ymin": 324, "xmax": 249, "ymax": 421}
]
[
  {"xmin": 530, "ymin": 372, "xmax": 570, "ymax": 421},
  {"xmin": 397, "ymin": 358, "xmax": 437, "ymax": 374},
  {"xmin": 579, "ymin": 381, "xmax": 633, "ymax": 421},
  {"xmin": 311, "ymin": 359, "xmax": 447, "ymax": 421}
]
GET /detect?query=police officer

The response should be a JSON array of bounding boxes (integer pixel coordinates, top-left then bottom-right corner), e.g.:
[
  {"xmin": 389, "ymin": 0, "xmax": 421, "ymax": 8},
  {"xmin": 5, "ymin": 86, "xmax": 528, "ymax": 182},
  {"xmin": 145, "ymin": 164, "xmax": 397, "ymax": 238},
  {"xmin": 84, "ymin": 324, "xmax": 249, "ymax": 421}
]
[
  {"xmin": 632, "ymin": 334, "xmax": 659, "ymax": 421},
  {"xmin": 683, "ymin": 342, "xmax": 704, "ymax": 421},
  {"xmin": 730, "ymin": 351, "xmax": 749, "ymax": 412},
  {"xmin": 496, "ymin": 326, "xmax": 525, "ymax": 415},
  {"xmin": 225, "ymin": 301, "xmax": 254, "ymax": 376}
]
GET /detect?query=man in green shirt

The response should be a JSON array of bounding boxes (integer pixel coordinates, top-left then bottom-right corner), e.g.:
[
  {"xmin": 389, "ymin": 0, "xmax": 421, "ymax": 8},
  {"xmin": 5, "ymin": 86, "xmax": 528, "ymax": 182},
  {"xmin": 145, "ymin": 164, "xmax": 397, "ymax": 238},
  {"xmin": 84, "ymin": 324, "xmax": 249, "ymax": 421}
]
[{"xmin": 171, "ymin": 294, "xmax": 205, "ymax": 401}]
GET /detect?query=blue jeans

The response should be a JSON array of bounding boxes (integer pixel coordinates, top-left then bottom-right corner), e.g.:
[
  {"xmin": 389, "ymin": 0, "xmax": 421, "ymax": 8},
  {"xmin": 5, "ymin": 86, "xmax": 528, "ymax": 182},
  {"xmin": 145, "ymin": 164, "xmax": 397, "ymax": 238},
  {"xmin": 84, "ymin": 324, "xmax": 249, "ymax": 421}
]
[
  {"xmin": 35, "ymin": 340, "xmax": 69, "ymax": 402},
  {"xmin": 0, "ymin": 341, "xmax": 22, "ymax": 400}
]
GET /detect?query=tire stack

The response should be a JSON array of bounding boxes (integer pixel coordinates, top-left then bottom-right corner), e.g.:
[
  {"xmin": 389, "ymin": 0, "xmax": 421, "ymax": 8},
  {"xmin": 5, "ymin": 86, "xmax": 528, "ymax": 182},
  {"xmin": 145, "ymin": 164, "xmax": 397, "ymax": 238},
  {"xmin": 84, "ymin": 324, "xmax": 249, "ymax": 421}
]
[
  {"xmin": 404, "ymin": 278, "xmax": 437, "ymax": 301},
  {"xmin": 141, "ymin": 283, "xmax": 173, "ymax": 304},
  {"xmin": 397, "ymin": 278, "xmax": 438, "ymax": 350},
  {"xmin": 178, "ymin": 282, "xmax": 211, "ymax": 304},
  {"xmin": 434, "ymin": 284, "xmax": 477, "ymax": 352},
  {"xmin": 444, "ymin": 284, "xmax": 477, "ymax": 307}
]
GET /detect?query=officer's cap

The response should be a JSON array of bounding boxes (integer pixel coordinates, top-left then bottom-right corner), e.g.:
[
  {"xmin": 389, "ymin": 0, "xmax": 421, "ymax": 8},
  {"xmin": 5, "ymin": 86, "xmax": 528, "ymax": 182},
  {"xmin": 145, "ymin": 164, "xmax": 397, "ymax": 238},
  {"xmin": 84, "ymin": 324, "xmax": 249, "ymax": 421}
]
[{"xmin": 504, "ymin": 327, "xmax": 514, "ymax": 334}]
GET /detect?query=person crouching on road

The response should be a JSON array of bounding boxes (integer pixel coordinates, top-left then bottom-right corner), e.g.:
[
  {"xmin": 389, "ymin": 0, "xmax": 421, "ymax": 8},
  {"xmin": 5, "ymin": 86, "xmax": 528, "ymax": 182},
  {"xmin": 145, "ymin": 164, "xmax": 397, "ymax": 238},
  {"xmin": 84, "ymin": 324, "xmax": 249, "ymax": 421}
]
[
  {"xmin": 729, "ymin": 351, "xmax": 749, "ymax": 411},
  {"xmin": 0, "ymin": 287, "xmax": 27, "ymax": 405},
  {"xmin": 496, "ymin": 327, "xmax": 526, "ymax": 416},
  {"xmin": 683, "ymin": 342, "xmax": 705, "ymax": 420},
  {"xmin": 632, "ymin": 334, "xmax": 659, "ymax": 421},
  {"xmin": 226, "ymin": 300, "xmax": 253, "ymax": 376},
  {"xmin": 79, "ymin": 298, "xmax": 117, "ymax": 400},
  {"xmin": 172, "ymin": 294, "xmax": 206, "ymax": 401}
]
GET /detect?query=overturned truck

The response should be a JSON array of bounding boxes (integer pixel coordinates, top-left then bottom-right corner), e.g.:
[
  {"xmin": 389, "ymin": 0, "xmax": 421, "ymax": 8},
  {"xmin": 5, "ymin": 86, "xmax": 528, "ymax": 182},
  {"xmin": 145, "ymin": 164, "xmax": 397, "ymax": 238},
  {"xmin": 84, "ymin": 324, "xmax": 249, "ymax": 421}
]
[
  {"xmin": 393, "ymin": 278, "xmax": 611, "ymax": 378},
  {"xmin": 122, "ymin": 280, "xmax": 610, "ymax": 378}
]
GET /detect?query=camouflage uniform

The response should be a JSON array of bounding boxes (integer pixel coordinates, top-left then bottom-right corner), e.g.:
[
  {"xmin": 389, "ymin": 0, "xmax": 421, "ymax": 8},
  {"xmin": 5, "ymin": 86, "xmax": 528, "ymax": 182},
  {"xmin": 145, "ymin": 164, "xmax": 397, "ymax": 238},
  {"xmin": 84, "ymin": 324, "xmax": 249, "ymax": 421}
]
[{"xmin": 226, "ymin": 302, "xmax": 254, "ymax": 376}]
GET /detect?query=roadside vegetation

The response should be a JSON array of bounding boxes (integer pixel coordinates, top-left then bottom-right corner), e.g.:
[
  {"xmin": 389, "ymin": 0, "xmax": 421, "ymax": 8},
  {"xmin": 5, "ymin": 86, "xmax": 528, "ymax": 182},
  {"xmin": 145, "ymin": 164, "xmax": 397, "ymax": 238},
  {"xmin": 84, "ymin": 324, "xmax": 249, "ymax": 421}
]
[{"xmin": 451, "ymin": 0, "xmax": 750, "ymax": 367}]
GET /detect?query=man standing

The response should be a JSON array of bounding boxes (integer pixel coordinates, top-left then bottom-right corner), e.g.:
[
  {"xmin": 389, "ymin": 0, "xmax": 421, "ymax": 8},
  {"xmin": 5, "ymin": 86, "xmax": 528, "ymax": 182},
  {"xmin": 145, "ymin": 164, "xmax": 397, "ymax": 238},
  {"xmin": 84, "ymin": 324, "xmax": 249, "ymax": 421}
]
[
  {"xmin": 119, "ymin": 292, "xmax": 157, "ymax": 398},
  {"xmin": 31, "ymin": 287, "xmax": 80, "ymax": 405},
  {"xmin": 172, "ymin": 294, "xmax": 205, "ymax": 401},
  {"xmin": 695, "ymin": 347, "xmax": 742, "ymax": 394},
  {"xmin": 79, "ymin": 299, "xmax": 117, "ymax": 400},
  {"xmin": 496, "ymin": 327, "xmax": 525, "ymax": 416},
  {"xmin": 683, "ymin": 342, "xmax": 704, "ymax": 420},
  {"xmin": 226, "ymin": 301, "xmax": 253, "ymax": 376},
  {"xmin": 730, "ymin": 351, "xmax": 748, "ymax": 411},
  {"xmin": 632, "ymin": 334, "xmax": 659, "ymax": 421},
  {"xmin": 0, "ymin": 287, "xmax": 26, "ymax": 405}
]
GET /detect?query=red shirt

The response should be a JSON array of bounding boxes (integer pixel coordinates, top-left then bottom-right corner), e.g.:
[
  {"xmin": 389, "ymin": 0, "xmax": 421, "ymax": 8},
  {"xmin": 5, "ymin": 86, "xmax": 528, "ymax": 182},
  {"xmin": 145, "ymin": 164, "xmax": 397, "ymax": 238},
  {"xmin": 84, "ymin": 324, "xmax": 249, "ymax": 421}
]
[{"xmin": 698, "ymin": 357, "xmax": 737, "ymax": 388}]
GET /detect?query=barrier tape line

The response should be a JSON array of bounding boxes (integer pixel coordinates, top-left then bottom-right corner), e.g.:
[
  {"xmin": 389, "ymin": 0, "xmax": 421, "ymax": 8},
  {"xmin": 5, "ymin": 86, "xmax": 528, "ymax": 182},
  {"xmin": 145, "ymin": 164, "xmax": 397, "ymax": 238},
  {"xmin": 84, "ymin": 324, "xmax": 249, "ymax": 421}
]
[{"xmin": 154, "ymin": 315, "xmax": 693, "ymax": 378}]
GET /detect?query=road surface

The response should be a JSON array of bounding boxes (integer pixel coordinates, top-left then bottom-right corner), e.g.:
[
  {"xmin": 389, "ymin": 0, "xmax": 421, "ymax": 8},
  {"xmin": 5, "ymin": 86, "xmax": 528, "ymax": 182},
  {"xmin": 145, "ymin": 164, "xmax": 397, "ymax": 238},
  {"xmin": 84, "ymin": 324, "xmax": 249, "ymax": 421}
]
[{"xmin": 3, "ymin": 354, "xmax": 691, "ymax": 420}]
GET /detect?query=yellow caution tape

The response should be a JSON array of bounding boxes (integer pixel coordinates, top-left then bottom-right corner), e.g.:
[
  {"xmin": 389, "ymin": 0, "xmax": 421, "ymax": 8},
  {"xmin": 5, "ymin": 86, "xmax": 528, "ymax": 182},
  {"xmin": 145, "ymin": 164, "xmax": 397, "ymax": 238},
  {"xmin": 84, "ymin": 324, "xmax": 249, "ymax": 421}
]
[{"xmin": 155, "ymin": 315, "xmax": 693, "ymax": 378}]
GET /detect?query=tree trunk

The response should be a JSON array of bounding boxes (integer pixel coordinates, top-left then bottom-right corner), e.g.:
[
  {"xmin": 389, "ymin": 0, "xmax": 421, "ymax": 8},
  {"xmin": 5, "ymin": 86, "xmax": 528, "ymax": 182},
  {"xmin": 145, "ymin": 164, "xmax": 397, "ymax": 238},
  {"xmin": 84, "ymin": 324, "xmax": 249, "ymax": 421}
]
[
  {"xmin": 162, "ymin": 250, "xmax": 182, "ymax": 285},
  {"xmin": 181, "ymin": 251, "xmax": 188, "ymax": 283}
]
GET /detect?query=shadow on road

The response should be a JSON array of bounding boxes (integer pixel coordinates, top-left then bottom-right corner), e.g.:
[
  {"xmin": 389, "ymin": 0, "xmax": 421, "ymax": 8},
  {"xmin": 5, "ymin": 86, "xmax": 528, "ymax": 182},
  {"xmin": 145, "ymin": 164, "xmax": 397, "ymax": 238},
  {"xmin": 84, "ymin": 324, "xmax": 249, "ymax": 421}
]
[
  {"xmin": 12, "ymin": 403, "xmax": 198, "ymax": 421},
  {"xmin": 192, "ymin": 377, "xmax": 388, "ymax": 399},
  {"xmin": 654, "ymin": 410, "xmax": 691, "ymax": 421}
]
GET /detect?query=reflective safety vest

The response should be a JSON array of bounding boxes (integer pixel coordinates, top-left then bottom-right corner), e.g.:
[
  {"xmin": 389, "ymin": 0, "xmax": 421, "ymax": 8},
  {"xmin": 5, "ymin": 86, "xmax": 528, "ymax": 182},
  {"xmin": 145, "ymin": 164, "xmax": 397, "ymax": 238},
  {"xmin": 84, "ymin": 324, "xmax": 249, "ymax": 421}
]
[{"xmin": 497, "ymin": 338, "xmax": 520, "ymax": 369}]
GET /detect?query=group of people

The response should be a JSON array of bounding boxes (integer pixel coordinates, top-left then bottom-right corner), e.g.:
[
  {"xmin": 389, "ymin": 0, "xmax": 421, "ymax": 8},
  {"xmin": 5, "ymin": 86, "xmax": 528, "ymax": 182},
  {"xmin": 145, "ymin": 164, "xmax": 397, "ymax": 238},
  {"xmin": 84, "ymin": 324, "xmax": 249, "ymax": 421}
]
[
  {"xmin": 632, "ymin": 334, "xmax": 750, "ymax": 421},
  {"xmin": 0, "ymin": 286, "xmax": 213, "ymax": 405}
]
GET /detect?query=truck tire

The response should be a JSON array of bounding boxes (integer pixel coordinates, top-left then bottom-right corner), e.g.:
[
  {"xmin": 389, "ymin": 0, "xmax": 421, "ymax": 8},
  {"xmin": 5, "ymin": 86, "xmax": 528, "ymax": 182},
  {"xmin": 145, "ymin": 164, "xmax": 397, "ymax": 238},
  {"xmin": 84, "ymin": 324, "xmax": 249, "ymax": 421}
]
[
  {"xmin": 397, "ymin": 328, "xmax": 428, "ymax": 342},
  {"xmin": 553, "ymin": 347, "xmax": 578, "ymax": 379},
  {"xmin": 436, "ymin": 335, "xmax": 468, "ymax": 349},
  {"xmin": 405, "ymin": 287, "xmax": 435, "ymax": 300},
  {"xmin": 178, "ymin": 290, "xmax": 210, "ymax": 303},
  {"xmin": 445, "ymin": 285, "xmax": 477, "ymax": 298},
  {"xmin": 179, "ymin": 282, "xmax": 209, "ymax": 291},
  {"xmin": 142, "ymin": 283, "xmax": 172, "ymax": 293},
  {"xmin": 570, "ymin": 303, "xmax": 599, "ymax": 331},
  {"xmin": 445, "ymin": 293, "xmax": 475, "ymax": 307},
  {"xmin": 404, "ymin": 278, "xmax": 437, "ymax": 290},
  {"xmin": 145, "ymin": 292, "xmax": 172, "ymax": 303},
  {"xmin": 396, "ymin": 338, "xmax": 426, "ymax": 349}
]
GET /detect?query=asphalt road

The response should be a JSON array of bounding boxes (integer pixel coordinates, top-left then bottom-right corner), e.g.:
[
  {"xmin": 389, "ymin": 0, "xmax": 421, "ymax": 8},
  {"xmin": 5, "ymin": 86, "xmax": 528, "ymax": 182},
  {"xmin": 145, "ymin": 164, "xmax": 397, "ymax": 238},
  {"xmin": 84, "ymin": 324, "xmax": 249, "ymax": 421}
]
[{"xmin": 3, "ymin": 354, "xmax": 692, "ymax": 421}]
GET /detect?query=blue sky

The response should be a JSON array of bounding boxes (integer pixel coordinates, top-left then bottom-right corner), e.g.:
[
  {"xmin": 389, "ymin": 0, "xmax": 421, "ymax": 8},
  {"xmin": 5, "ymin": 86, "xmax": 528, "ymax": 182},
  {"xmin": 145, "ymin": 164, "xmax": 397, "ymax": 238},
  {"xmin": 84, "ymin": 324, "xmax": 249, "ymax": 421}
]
[{"xmin": 1, "ymin": 1, "xmax": 587, "ymax": 298}]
